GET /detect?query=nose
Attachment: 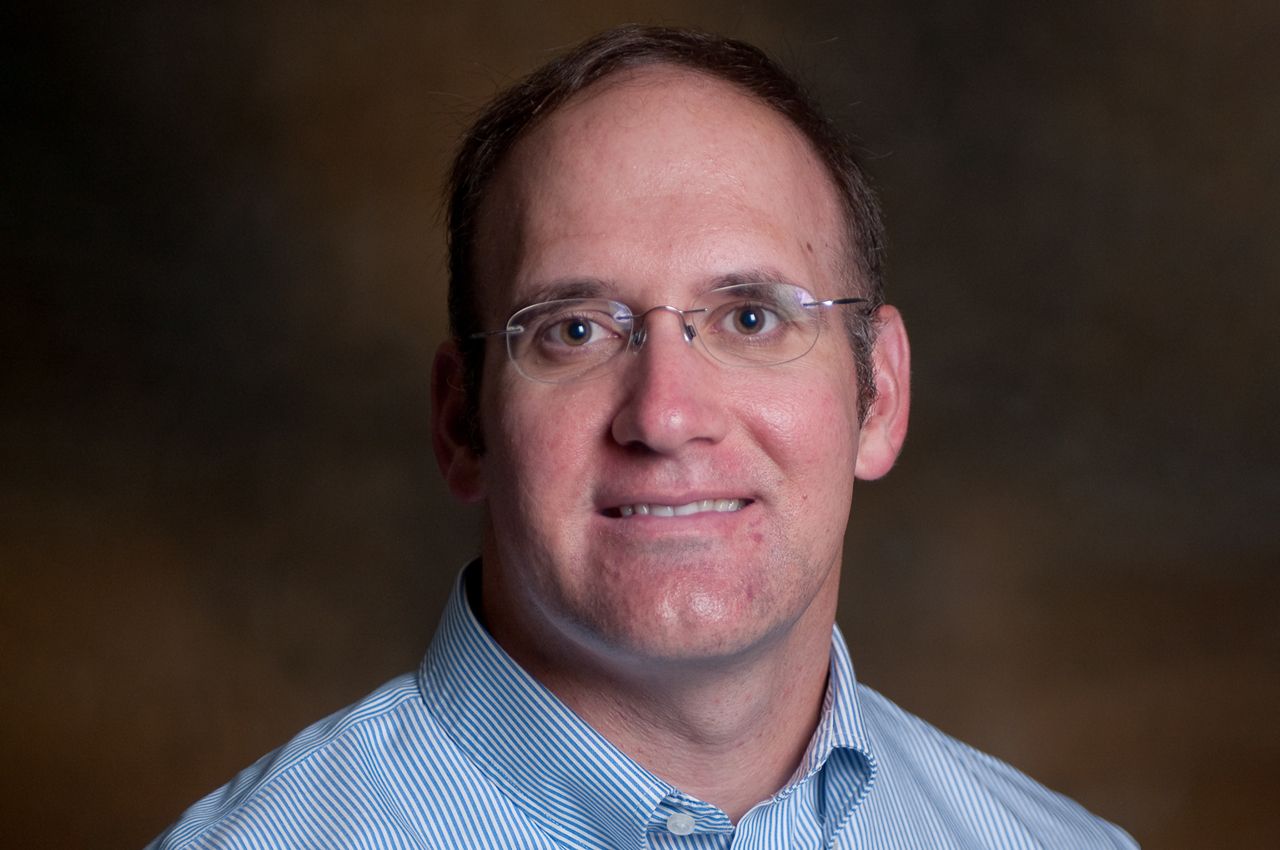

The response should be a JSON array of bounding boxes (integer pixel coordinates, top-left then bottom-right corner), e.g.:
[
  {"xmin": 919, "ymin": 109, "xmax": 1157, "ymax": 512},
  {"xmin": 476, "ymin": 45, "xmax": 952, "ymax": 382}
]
[{"xmin": 609, "ymin": 307, "xmax": 730, "ymax": 454}]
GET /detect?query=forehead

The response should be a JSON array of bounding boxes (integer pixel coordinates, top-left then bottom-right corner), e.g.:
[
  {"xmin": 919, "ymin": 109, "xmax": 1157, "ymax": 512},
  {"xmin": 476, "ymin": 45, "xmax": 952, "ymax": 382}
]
[{"xmin": 474, "ymin": 67, "xmax": 846, "ymax": 313}]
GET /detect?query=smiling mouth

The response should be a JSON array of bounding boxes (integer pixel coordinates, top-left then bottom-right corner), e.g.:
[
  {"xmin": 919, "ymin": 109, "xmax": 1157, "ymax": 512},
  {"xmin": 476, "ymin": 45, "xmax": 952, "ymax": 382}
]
[{"xmin": 605, "ymin": 498, "xmax": 751, "ymax": 518}]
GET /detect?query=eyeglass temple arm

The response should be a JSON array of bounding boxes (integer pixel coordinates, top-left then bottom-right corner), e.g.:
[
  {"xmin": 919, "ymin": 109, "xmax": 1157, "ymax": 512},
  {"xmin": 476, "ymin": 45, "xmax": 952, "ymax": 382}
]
[
  {"xmin": 802, "ymin": 296, "xmax": 869, "ymax": 308},
  {"xmin": 468, "ymin": 327, "xmax": 524, "ymax": 340}
]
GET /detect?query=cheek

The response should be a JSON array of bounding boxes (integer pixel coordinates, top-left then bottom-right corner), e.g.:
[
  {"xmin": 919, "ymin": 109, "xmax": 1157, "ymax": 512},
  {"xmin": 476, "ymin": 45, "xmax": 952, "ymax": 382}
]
[
  {"xmin": 484, "ymin": 378, "xmax": 607, "ymax": 499},
  {"xmin": 739, "ymin": 373, "xmax": 861, "ymax": 475}
]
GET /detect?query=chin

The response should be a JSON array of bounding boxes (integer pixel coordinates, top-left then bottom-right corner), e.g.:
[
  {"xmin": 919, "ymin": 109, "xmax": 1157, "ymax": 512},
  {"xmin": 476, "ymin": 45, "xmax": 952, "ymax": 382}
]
[{"xmin": 569, "ymin": 588, "xmax": 790, "ymax": 669}]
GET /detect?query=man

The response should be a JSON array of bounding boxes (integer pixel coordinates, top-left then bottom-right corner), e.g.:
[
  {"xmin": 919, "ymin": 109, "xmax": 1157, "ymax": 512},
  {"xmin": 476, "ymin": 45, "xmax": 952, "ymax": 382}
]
[{"xmin": 152, "ymin": 25, "xmax": 1138, "ymax": 849}]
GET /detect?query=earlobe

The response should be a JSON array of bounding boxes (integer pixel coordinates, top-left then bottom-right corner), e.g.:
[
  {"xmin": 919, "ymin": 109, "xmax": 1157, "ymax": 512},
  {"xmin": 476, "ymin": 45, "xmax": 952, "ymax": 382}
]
[
  {"xmin": 431, "ymin": 339, "xmax": 486, "ymax": 502},
  {"xmin": 854, "ymin": 306, "xmax": 911, "ymax": 481}
]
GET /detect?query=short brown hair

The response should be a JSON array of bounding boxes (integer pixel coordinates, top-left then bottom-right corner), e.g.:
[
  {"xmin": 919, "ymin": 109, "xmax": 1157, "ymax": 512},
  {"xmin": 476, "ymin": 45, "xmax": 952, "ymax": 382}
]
[{"xmin": 446, "ymin": 25, "xmax": 886, "ymax": 433}]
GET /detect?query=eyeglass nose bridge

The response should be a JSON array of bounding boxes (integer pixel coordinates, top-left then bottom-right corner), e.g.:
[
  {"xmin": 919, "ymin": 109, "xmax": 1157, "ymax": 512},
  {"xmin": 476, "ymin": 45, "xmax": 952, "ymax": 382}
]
[{"xmin": 626, "ymin": 303, "xmax": 710, "ymax": 351}]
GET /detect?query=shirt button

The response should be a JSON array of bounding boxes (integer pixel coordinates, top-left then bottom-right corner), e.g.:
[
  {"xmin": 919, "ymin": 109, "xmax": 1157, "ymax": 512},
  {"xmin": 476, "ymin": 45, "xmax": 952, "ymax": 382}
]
[{"xmin": 666, "ymin": 812, "xmax": 696, "ymax": 835}]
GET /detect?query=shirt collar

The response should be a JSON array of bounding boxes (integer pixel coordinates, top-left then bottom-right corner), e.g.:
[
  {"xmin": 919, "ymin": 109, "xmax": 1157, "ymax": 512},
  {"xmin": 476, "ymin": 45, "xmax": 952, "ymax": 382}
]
[
  {"xmin": 793, "ymin": 622, "xmax": 880, "ymax": 839},
  {"xmin": 419, "ymin": 564, "xmax": 878, "ymax": 847},
  {"xmin": 808, "ymin": 620, "xmax": 878, "ymax": 776}
]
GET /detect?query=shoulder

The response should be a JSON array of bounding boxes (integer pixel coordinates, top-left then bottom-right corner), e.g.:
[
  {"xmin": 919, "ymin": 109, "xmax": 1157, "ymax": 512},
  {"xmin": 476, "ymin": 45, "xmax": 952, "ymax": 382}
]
[
  {"xmin": 147, "ymin": 673, "xmax": 459, "ymax": 850},
  {"xmin": 853, "ymin": 684, "xmax": 1140, "ymax": 849}
]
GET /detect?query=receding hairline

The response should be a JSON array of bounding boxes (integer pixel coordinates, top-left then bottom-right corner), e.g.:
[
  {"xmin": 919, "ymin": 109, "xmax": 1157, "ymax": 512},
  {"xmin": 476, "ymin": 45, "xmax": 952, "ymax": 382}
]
[{"xmin": 469, "ymin": 64, "xmax": 858, "ymax": 310}]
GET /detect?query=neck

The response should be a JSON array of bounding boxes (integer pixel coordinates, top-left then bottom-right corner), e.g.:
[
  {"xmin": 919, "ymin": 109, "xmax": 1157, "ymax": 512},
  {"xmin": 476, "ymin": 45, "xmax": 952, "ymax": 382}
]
[
  {"xmin": 481, "ymin": 568, "xmax": 838, "ymax": 822},
  {"xmin": 563, "ymin": 630, "xmax": 832, "ymax": 821}
]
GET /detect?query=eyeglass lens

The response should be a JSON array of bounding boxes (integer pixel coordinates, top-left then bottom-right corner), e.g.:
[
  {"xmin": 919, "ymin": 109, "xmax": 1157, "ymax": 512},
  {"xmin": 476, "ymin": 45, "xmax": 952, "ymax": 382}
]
[{"xmin": 507, "ymin": 282, "xmax": 826, "ymax": 383}]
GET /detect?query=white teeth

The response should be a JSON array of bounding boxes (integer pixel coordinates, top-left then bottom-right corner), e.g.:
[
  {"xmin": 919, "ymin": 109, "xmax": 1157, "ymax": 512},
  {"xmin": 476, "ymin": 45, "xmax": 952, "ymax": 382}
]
[
  {"xmin": 672, "ymin": 500, "xmax": 713, "ymax": 516},
  {"xmin": 616, "ymin": 499, "xmax": 745, "ymax": 517}
]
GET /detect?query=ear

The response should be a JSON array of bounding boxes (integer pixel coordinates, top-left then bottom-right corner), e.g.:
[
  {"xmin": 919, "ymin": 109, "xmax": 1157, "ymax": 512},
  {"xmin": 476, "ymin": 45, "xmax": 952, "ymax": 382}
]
[
  {"xmin": 431, "ymin": 339, "xmax": 486, "ymax": 502},
  {"xmin": 854, "ymin": 305, "xmax": 911, "ymax": 481}
]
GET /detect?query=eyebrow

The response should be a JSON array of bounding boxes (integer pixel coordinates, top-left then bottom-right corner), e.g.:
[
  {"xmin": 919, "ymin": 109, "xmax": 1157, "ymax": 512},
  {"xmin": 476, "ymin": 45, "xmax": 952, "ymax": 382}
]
[
  {"xmin": 512, "ymin": 278, "xmax": 612, "ymax": 311},
  {"xmin": 510, "ymin": 267, "xmax": 806, "ymax": 312},
  {"xmin": 711, "ymin": 267, "xmax": 797, "ymax": 289}
]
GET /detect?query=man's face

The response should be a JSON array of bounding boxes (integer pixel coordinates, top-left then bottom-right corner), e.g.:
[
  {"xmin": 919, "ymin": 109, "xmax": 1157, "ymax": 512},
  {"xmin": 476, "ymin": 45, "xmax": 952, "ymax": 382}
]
[{"xmin": 438, "ymin": 68, "xmax": 906, "ymax": 672}]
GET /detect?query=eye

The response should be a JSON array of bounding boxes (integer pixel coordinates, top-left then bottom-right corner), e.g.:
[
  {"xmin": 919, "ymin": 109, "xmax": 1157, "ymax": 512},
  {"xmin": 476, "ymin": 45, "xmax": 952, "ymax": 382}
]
[
  {"xmin": 722, "ymin": 302, "xmax": 779, "ymax": 336},
  {"xmin": 558, "ymin": 317, "xmax": 594, "ymax": 346},
  {"xmin": 731, "ymin": 304, "xmax": 769, "ymax": 334},
  {"xmin": 535, "ymin": 312, "xmax": 619, "ymax": 350}
]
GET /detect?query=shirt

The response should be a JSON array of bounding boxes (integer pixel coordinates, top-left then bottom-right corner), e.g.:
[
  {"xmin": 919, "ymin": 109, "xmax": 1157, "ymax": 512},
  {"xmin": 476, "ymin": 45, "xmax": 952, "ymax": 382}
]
[{"xmin": 150, "ymin": 567, "xmax": 1139, "ymax": 849}]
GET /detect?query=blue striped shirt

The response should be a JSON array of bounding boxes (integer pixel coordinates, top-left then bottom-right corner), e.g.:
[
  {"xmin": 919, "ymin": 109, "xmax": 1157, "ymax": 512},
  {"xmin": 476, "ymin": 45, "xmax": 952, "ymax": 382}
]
[{"xmin": 150, "ymin": 569, "xmax": 1138, "ymax": 848}]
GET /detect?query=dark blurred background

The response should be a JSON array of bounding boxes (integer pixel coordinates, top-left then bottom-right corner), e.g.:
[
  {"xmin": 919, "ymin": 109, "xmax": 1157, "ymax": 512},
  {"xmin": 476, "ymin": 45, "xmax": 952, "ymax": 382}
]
[{"xmin": 5, "ymin": 1, "xmax": 1278, "ymax": 847}]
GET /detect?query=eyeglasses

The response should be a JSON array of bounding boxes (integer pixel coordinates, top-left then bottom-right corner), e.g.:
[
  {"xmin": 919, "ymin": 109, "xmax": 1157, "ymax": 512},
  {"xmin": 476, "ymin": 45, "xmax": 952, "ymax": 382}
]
[{"xmin": 471, "ymin": 281, "xmax": 868, "ymax": 384}]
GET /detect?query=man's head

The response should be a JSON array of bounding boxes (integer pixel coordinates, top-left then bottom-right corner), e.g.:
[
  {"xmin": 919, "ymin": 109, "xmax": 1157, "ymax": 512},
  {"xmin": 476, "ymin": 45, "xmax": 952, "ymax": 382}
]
[
  {"xmin": 432, "ymin": 26, "xmax": 909, "ymax": 674},
  {"xmin": 446, "ymin": 26, "xmax": 887, "ymax": 441}
]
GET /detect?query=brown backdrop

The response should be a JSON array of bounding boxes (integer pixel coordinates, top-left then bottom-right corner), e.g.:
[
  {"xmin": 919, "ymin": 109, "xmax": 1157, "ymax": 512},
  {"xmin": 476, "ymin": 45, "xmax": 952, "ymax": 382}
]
[{"xmin": 6, "ymin": 1, "xmax": 1278, "ymax": 847}]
